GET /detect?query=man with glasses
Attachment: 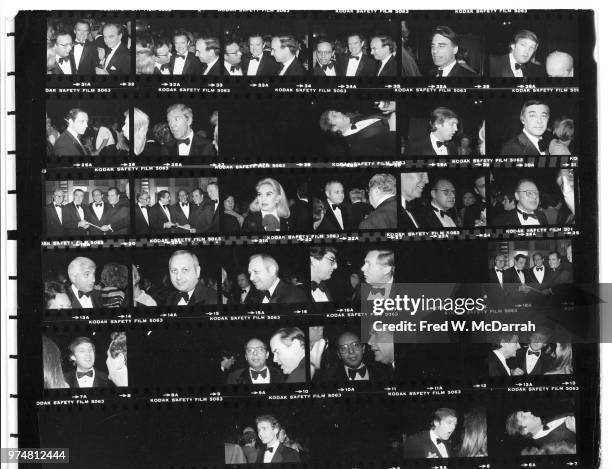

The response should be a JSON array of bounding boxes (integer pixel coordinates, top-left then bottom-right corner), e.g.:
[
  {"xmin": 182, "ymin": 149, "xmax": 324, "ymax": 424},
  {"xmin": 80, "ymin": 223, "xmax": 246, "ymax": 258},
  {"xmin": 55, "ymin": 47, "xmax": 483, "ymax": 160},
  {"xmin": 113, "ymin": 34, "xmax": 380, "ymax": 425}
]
[
  {"xmin": 494, "ymin": 179, "xmax": 547, "ymax": 226},
  {"xmin": 310, "ymin": 247, "xmax": 338, "ymax": 302},
  {"xmin": 153, "ymin": 37, "xmax": 172, "ymax": 75},
  {"xmin": 226, "ymin": 338, "xmax": 283, "ymax": 385},
  {"xmin": 223, "ymin": 40, "xmax": 244, "ymax": 76},
  {"xmin": 317, "ymin": 180, "xmax": 349, "ymax": 232},
  {"xmin": 419, "ymin": 178, "xmax": 458, "ymax": 228},
  {"xmin": 50, "ymin": 31, "xmax": 75, "ymax": 75},
  {"xmin": 501, "ymin": 100, "xmax": 550, "ymax": 156},
  {"xmin": 313, "ymin": 39, "xmax": 339, "ymax": 77}
]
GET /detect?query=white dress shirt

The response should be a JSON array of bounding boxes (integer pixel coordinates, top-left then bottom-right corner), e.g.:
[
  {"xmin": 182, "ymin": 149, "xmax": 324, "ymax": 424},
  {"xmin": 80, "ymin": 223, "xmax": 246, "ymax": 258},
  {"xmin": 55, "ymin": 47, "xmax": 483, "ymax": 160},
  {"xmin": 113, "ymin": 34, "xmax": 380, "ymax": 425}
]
[
  {"xmin": 177, "ymin": 288, "xmax": 195, "ymax": 306},
  {"xmin": 430, "ymin": 132, "xmax": 449, "ymax": 156},
  {"xmin": 240, "ymin": 285, "xmax": 251, "ymax": 304},
  {"xmin": 311, "ymin": 286, "xmax": 330, "ymax": 303},
  {"xmin": 495, "ymin": 268, "xmax": 504, "ymax": 287},
  {"xmin": 76, "ymin": 368, "xmax": 95, "ymax": 388},
  {"xmin": 279, "ymin": 56, "xmax": 296, "ymax": 76},
  {"xmin": 517, "ymin": 207, "xmax": 541, "ymax": 226},
  {"xmin": 172, "ymin": 54, "xmax": 187, "ymax": 75},
  {"xmin": 431, "ymin": 202, "xmax": 457, "ymax": 228},
  {"xmin": 54, "ymin": 204, "xmax": 63, "ymax": 223},
  {"xmin": 532, "ymin": 266, "xmax": 545, "ymax": 284},
  {"xmin": 401, "ymin": 197, "xmax": 419, "ymax": 228},
  {"xmin": 224, "ymin": 61, "xmax": 243, "ymax": 76},
  {"xmin": 203, "ymin": 57, "xmax": 219, "ymax": 75},
  {"xmin": 249, "ymin": 367, "xmax": 271, "ymax": 384},
  {"xmin": 377, "ymin": 54, "xmax": 392, "ymax": 76},
  {"xmin": 263, "ymin": 441, "xmax": 280, "ymax": 463},
  {"xmin": 367, "ymin": 278, "xmax": 393, "ymax": 300},
  {"xmin": 327, "ymin": 199, "xmax": 344, "ymax": 229},
  {"xmin": 71, "ymin": 283, "xmax": 93, "ymax": 308},
  {"xmin": 523, "ymin": 129, "xmax": 546, "ymax": 155},
  {"xmin": 73, "ymin": 43, "xmax": 84, "ymax": 68},
  {"xmin": 429, "ymin": 430, "xmax": 449, "ymax": 458},
  {"xmin": 139, "ymin": 205, "xmax": 149, "ymax": 225},
  {"xmin": 92, "ymin": 202, "xmax": 104, "ymax": 222},
  {"xmin": 247, "ymin": 54, "xmax": 263, "ymax": 75},
  {"xmin": 179, "ymin": 202, "xmax": 190, "ymax": 220},
  {"xmin": 345, "ymin": 52, "xmax": 362, "ymax": 77},
  {"xmin": 104, "ymin": 43, "xmax": 121, "ymax": 70},
  {"xmin": 437, "ymin": 59, "xmax": 457, "ymax": 77},
  {"xmin": 345, "ymin": 365, "xmax": 369, "ymax": 381},
  {"xmin": 262, "ymin": 278, "xmax": 280, "ymax": 304},
  {"xmin": 525, "ymin": 346, "xmax": 541, "ymax": 374},
  {"xmin": 178, "ymin": 130, "xmax": 194, "ymax": 156},
  {"xmin": 341, "ymin": 118, "xmax": 379, "ymax": 137},
  {"xmin": 509, "ymin": 53, "xmax": 524, "ymax": 78},
  {"xmin": 57, "ymin": 56, "xmax": 73, "ymax": 74}
]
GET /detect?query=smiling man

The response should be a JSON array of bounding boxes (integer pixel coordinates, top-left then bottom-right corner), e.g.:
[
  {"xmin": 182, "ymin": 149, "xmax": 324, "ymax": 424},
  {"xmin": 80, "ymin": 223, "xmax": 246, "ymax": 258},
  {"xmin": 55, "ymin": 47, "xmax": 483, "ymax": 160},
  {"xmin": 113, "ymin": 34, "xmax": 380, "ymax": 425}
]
[
  {"xmin": 161, "ymin": 104, "xmax": 216, "ymax": 157},
  {"xmin": 309, "ymin": 246, "xmax": 338, "ymax": 302},
  {"xmin": 316, "ymin": 181, "xmax": 348, "ymax": 232},
  {"xmin": 255, "ymin": 415, "xmax": 301, "ymax": 463},
  {"xmin": 494, "ymin": 179, "xmax": 548, "ymax": 226},
  {"xmin": 338, "ymin": 33, "xmax": 377, "ymax": 77},
  {"xmin": 429, "ymin": 26, "xmax": 476, "ymax": 77},
  {"xmin": 243, "ymin": 34, "xmax": 279, "ymax": 76},
  {"xmin": 169, "ymin": 29, "xmax": 202, "ymax": 75},
  {"xmin": 165, "ymin": 249, "xmax": 217, "ymax": 306},
  {"xmin": 403, "ymin": 408, "xmax": 458, "ymax": 458},
  {"xmin": 65, "ymin": 257, "xmax": 102, "ymax": 308},
  {"xmin": 490, "ymin": 29, "xmax": 545, "ymax": 78},
  {"xmin": 501, "ymin": 100, "xmax": 550, "ymax": 155},
  {"xmin": 407, "ymin": 107, "xmax": 459, "ymax": 156},
  {"xmin": 69, "ymin": 20, "xmax": 97, "ymax": 75},
  {"xmin": 64, "ymin": 337, "xmax": 113, "ymax": 388}
]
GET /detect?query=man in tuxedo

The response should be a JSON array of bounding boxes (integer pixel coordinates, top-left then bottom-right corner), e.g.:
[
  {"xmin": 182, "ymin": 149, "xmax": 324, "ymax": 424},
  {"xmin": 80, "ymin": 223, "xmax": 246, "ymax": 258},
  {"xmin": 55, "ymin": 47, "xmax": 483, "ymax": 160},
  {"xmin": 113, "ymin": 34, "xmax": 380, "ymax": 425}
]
[
  {"xmin": 486, "ymin": 254, "xmax": 507, "ymax": 307},
  {"xmin": 540, "ymin": 251, "xmax": 573, "ymax": 296},
  {"xmin": 64, "ymin": 337, "xmax": 112, "ymax": 388},
  {"xmin": 500, "ymin": 100, "xmax": 550, "ymax": 156},
  {"xmin": 168, "ymin": 30, "xmax": 202, "ymax": 75},
  {"xmin": 166, "ymin": 250, "xmax": 217, "ymax": 306},
  {"xmin": 367, "ymin": 327, "xmax": 395, "ymax": 368},
  {"xmin": 53, "ymin": 108, "xmax": 90, "ymax": 157},
  {"xmin": 530, "ymin": 253, "xmax": 548, "ymax": 287},
  {"xmin": 269, "ymin": 327, "xmax": 306, "ymax": 383},
  {"xmin": 162, "ymin": 104, "xmax": 217, "ymax": 157},
  {"xmin": 195, "ymin": 37, "xmax": 221, "ymax": 76},
  {"xmin": 98, "ymin": 187, "xmax": 130, "ymax": 235},
  {"xmin": 310, "ymin": 246, "xmax": 338, "ymax": 302},
  {"xmin": 85, "ymin": 188, "xmax": 109, "ymax": 235},
  {"xmin": 149, "ymin": 190, "xmax": 175, "ymax": 234},
  {"xmin": 493, "ymin": 179, "xmax": 548, "ymax": 226},
  {"xmin": 406, "ymin": 107, "xmax": 459, "ymax": 156},
  {"xmin": 403, "ymin": 408, "xmax": 458, "ymax": 459},
  {"xmin": 65, "ymin": 256, "xmax": 102, "ymax": 308},
  {"xmin": 226, "ymin": 338, "xmax": 283, "ymax": 385},
  {"xmin": 399, "ymin": 172, "xmax": 429, "ymax": 230},
  {"xmin": 270, "ymin": 35, "xmax": 305, "ymax": 76},
  {"xmin": 49, "ymin": 31, "xmax": 75, "ymax": 74},
  {"xmin": 488, "ymin": 332, "xmax": 524, "ymax": 376},
  {"xmin": 190, "ymin": 188, "xmax": 216, "ymax": 232},
  {"xmin": 515, "ymin": 331, "xmax": 551, "ymax": 375},
  {"xmin": 134, "ymin": 192, "xmax": 151, "ymax": 235},
  {"xmin": 463, "ymin": 174, "xmax": 487, "ymax": 227},
  {"xmin": 223, "ymin": 40, "xmax": 243, "ymax": 76},
  {"xmin": 248, "ymin": 254, "xmax": 308, "ymax": 304},
  {"xmin": 370, "ymin": 35, "xmax": 397, "ymax": 77},
  {"xmin": 546, "ymin": 51, "xmax": 574, "ymax": 78},
  {"xmin": 505, "ymin": 411, "xmax": 576, "ymax": 451},
  {"xmin": 69, "ymin": 20, "xmax": 97, "ymax": 75},
  {"xmin": 348, "ymin": 188, "xmax": 372, "ymax": 227},
  {"xmin": 289, "ymin": 183, "xmax": 310, "ymax": 232},
  {"xmin": 358, "ymin": 173, "xmax": 397, "ymax": 230},
  {"xmin": 62, "ymin": 189, "xmax": 90, "ymax": 236},
  {"xmin": 337, "ymin": 33, "xmax": 377, "ymax": 77},
  {"xmin": 503, "ymin": 254, "xmax": 536, "ymax": 302},
  {"xmin": 490, "ymin": 29, "xmax": 545, "ymax": 78},
  {"xmin": 235, "ymin": 272, "xmax": 264, "ymax": 305},
  {"xmin": 313, "ymin": 39, "xmax": 339, "ymax": 77},
  {"xmin": 45, "ymin": 189, "xmax": 65, "ymax": 237},
  {"xmin": 97, "ymin": 23, "xmax": 130, "ymax": 75},
  {"xmin": 361, "ymin": 249, "xmax": 395, "ymax": 301},
  {"xmin": 242, "ymin": 34, "xmax": 280, "ymax": 76},
  {"xmin": 430, "ymin": 26, "xmax": 476, "ymax": 77},
  {"xmin": 170, "ymin": 189, "xmax": 194, "ymax": 233},
  {"xmin": 153, "ymin": 37, "xmax": 172, "ymax": 75},
  {"xmin": 418, "ymin": 178, "xmax": 458, "ymax": 228},
  {"xmin": 205, "ymin": 182, "xmax": 220, "ymax": 232},
  {"xmin": 317, "ymin": 180, "xmax": 349, "ymax": 232},
  {"xmin": 255, "ymin": 415, "xmax": 301, "ymax": 463}
]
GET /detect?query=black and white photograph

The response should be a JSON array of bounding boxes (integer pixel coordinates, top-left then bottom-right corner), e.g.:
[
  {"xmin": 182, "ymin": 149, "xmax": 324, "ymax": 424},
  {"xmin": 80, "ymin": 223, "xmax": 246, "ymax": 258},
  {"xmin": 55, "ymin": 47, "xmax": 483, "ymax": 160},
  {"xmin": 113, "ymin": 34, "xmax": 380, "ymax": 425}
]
[
  {"xmin": 132, "ymin": 247, "xmax": 221, "ymax": 308},
  {"xmin": 133, "ymin": 176, "xmax": 219, "ymax": 235},
  {"xmin": 43, "ymin": 179, "xmax": 130, "ymax": 238},
  {"xmin": 132, "ymin": 97, "xmax": 218, "ymax": 160},
  {"xmin": 400, "ymin": 18, "xmax": 484, "ymax": 78},
  {"xmin": 47, "ymin": 16, "xmax": 132, "ymax": 76},
  {"xmin": 135, "ymin": 17, "xmax": 220, "ymax": 76},
  {"xmin": 42, "ymin": 331, "xmax": 128, "ymax": 389},
  {"xmin": 311, "ymin": 171, "xmax": 397, "ymax": 232},
  {"xmin": 46, "ymin": 99, "xmax": 130, "ymax": 159},
  {"xmin": 312, "ymin": 19, "xmax": 399, "ymax": 77},
  {"xmin": 222, "ymin": 17, "xmax": 309, "ymax": 76},
  {"xmin": 219, "ymin": 173, "xmax": 310, "ymax": 234},
  {"xmin": 399, "ymin": 170, "xmax": 488, "ymax": 229},
  {"xmin": 43, "ymin": 250, "xmax": 132, "ymax": 310},
  {"xmin": 400, "ymin": 97, "xmax": 485, "ymax": 157},
  {"xmin": 220, "ymin": 246, "xmax": 310, "ymax": 306},
  {"xmin": 487, "ymin": 17, "xmax": 579, "ymax": 79},
  {"xmin": 223, "ymin": 99, "xmax": 397, "ymax": 162},
  {"xmin": 488, "ymin": 96, "xmax": 578, "ymax": 156},
  {"xmin": 489, "ymin": 169, "xmax": 577, "ymax": 227}
]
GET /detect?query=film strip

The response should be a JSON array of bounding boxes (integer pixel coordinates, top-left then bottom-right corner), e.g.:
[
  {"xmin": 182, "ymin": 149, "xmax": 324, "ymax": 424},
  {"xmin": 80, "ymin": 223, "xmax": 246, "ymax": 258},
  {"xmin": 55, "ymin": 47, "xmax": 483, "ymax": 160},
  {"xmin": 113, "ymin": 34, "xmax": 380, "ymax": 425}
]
[{"xmin": 14, "ymin": 8, "xmax": 599, "ymax": 469}]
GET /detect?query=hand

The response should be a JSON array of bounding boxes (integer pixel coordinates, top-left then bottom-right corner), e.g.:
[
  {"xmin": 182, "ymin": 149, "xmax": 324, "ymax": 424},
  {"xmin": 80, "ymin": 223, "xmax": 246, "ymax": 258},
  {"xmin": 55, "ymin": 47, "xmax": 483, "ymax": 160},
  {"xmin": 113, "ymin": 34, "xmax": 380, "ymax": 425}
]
[
  {"xmin": 220, "ymin": 356, "xmax": 235, "ymax": 371},
  {"xmin": 189, "ymin": 228, "xmax": 196, "ymax": 233},
  {"xmin": 100, "ymin": 225, "xmax": 111, "ymax": 232},
  {"xmin": 106, "ymin": 350, "xmax": 128, "ymax": 387},
  {"xmin": 77, "ymin": 221, "xmax": 89, "ymax": 228},
  {"xmin": 182, "ymin": 224, "xmax": 191, "ymax": 230},
  {"xmin": 511, "ymin": 368, "xmax": 525, "ymax": 376},
  {"xmin": 565, "ymin": 415, "xmax": 576, "ymax": 433},
  {"xmin": 426, "ymin": 452, "xmax": 439, "ymax": 458},
  {"xmin": 95, "ymin": 67, "xmax": 108, "ymax": 75},
  {"xmin": 163, "ymin": 221, "xmax": 174, "ymax": 229}
]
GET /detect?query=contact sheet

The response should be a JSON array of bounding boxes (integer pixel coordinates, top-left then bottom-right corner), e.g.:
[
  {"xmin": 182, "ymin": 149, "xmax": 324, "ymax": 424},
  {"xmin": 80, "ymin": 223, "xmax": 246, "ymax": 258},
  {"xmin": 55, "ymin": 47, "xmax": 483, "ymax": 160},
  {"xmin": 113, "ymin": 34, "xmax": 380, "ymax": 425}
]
[{"xmin": 12, "ymin": 9, "xmax": 598, "ymax": 469}]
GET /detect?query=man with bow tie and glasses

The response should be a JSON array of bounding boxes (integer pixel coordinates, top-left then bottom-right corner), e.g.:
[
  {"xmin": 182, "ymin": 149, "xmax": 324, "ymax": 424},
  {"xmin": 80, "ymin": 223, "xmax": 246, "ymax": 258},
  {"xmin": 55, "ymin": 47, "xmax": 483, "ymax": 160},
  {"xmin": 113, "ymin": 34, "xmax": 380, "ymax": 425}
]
[
  {"xmin": 501, "ymin": 100, "xmax": 550, "ymax": 156},
  {"xmin": 309, "ymin": 246, "xmax": 338, "ymax": 303},
  {"xmin": 493, "ymin": 179, "xmax": 548, "ymax": 226},
  {"xmin": 226, "ymin": 338, "xmax": 284, "ymax": 385},
  {"xmin": 168, "ymin": 29, "xmax": 202, "ymax": 75},
  {"xmin": 53, "ymin": 108, "xmax": 90, "ymax": 157},
  {"xmin": 242, "ymin": 34, "xmax": 280, "ymax": 76},
  {"xmin": 69, "ymin": 20, "xmax": 97, "ymax": 75},
  {"xmin": 337, "ymin": 33, "xmax": 377, "ymax": 77},
  {"xmin": 64, "ymin": 337, "xmax": 113, "ymax": 388},
  {"xmin": 313, "ymin": 39, "xmax": 339, "ymax": 77},
  {"xmin": 49, "ymin": 31, "xmax": 74, "ymax": 75},
  {"xmin": 165, "ymin": 250, "xmax": 217, "ymax": 306},
  {"xmin": 255, "ymin": 415, "xmax": 301, "ymax": 463},
  {"xmin": 223, "ymin": 40, "xmax": 244, "ymax": 76},
  {"xmin": 514, "ymin": 330, "xmax": 552, "ymax": 376},
  {"xmin": 195, "ymin": 37, "xmax": 222, "ymax": 76},
  {"xmin": 361, "ymin": 249, "xmax": 395, "ymax": 301},
  {"xmin": 490, "ymin": 29, "xmax": 545, "ymax": 79},
  {"xmin": 161, "ymin": 104, "xmax": 217, "ymax": 157},
  {"xmin": 403, "ymin": 408, "xmax": 458, "ymax": 459},
  {"xmin": 64, "ymin": 257, "xmax": 102, "ymax": 309},
  {"xmin": 248, "ymin": 254, "xmax": 308, "ymax": 305},
  {"xmin": 418, "ymin": 178, "xmax": 459, "ymax": 228},
  {"xmin": 406, "ymin": 107, "xmax": 459, "ymax": 156},
  {"xmin": 153, "ymin": 37, "xmax": 172, "ymax": 75}
]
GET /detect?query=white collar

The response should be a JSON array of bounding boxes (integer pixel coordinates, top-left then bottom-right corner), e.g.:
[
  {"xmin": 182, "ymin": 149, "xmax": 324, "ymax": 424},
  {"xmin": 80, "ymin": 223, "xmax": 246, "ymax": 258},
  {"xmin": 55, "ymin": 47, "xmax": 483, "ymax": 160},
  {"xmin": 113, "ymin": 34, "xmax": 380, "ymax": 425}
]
[
  {"xmin": 522, "ymin": 129, "xmax": 544, "ymax": 152},
  {"xmin": 68, "ymin": 128, "xmax": 81, "ymax": 141},
  {"xmin": 493, "ymin": 349, "xmax": 511, "ymax": 374},
  {"xmin": 261, "ymin": 209, "xmax": 279, "ymax": 220},
  {"xmin": 379, "ymin": 53, "xmax": 392, "ymax": 68},
  {"xmin": 268, "ymin": 277, "xmax": 281, "ymax": 296},
  {"xmin": 281, "ymin": 56, "xmax": 296, "ymax": 70},
  {"xmin": 509, "ymin": 52, "xmax": 521, "ymax": 70},
  {"xmin": 533, "ymin": 417, "xmax": 566, "ymax": 439},
  {"xmin": 373, "ymin": 193, "xmax": 393, "ymax": 209},
  {"xmin": 439, "ymin": 59, "xmax": 457, "ymax": 76}
]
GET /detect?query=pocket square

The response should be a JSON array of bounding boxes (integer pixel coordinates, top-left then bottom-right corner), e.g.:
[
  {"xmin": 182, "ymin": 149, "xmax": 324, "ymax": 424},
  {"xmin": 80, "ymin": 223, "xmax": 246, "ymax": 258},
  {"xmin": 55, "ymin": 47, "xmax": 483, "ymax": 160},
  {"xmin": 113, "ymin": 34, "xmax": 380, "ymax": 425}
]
[{"xmin": 110, "ymin": 66, "xmax": 117, "ymax": 71}]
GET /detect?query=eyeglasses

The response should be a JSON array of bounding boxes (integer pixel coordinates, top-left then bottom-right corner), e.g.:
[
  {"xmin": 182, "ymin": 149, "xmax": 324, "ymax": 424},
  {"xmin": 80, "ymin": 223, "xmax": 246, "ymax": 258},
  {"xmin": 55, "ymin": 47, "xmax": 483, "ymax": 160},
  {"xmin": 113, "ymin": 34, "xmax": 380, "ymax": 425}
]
[
  {"xmin": 323, "ymin": 255, "xmax": 338, "ymax": 266},
  {"xmin": 434, "ymin": 189, "xmax": 456, "ymax": 196},
  {"xmin": 246, "ymin": 347, "xmax": 266, "ymax": 356},
  {"xmin": 517, "ymin": 190, "xmax": 539, "ymax": 197},
  {"xmin": 317, "ymin": 50, "xmax": 333, "ymax": 55},
  {"xmin": 338, "ymin": 341, "xmax": 363, "ymax": 354}
]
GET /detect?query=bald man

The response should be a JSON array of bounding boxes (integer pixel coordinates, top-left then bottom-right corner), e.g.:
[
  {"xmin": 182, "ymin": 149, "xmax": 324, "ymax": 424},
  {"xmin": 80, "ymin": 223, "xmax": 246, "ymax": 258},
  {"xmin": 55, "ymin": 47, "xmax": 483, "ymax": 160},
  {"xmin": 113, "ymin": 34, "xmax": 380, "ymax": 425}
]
[
  {"xmin": 248, "ymin": 254, "xmax": 308, "ymax": 304},
  {"xmin": 165, "ymin": 250, "xmax": 217, "ymax": 306},
  {"xmin": 545, "ymin": 51, "xmax": 574, "ymax": 77},
  {"xmin": 45, "ymin": 189, "xmax": 65, "ymax": 236}
]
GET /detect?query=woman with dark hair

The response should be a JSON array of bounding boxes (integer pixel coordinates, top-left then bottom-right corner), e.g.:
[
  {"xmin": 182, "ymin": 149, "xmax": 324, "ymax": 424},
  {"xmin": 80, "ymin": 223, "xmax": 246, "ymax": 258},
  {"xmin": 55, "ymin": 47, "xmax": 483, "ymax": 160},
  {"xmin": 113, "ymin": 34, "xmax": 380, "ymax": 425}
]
[
  {"xmin": 99, "ymin": 262, "xmax": 129, "ymax": 308},
  {"xmin": 106, "ymin": 331, "xmax": 128, "ymax": 387},
  {"xmin": 242, "ymin": 178, "xmax": 291, "ymax": 232},
  {"xmin": 222, "ymin": 194, "xmax": 243, "ymax": 232},
  {"xmin": 43, "ymin": 336, "xmax": 69, "ymax": 389},
  {"xmin": 545, "ymin": 343, "xmax": 573, "ymax": 375},
  {"xmin": 347, "ymin": 272, "xmax": 362, "ymax": 303},
  {"xmin": 44, "ymin": 280, "xmax": 72, "ymax": 310},
  {"xmin": 457, "ymin": 407, "xmax": 487, "ymax": 457}
]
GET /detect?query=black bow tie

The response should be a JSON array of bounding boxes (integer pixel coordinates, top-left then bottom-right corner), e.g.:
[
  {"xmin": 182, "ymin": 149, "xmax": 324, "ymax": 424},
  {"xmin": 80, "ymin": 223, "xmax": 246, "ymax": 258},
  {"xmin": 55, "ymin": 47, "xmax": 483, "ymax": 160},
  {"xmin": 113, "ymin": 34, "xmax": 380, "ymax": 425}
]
[
  {"xmin": 78, "ymin": 290, "xmax": 90, "ymax": 298},
  {"xmin": 528, "ymin": 350, "xmax": 541, "ymax": 356},
  {"xmin": 369, "ymin": 287, "xmax": 386, "ymax": 296},
  {"xmin": 95, "ymin": 203, "xmax": 102, "ymax": 207},
  {"xmin": 514, "ymin": 62, "xmax": 525, "ymax": 71},
  {"xmin": 350, "ymin": 123, "xmax": 358, "ymax": 130},
  {"xmin": 74, "ymin": 41, "xmax": 85, "ymax": 46},
  {"xmin": 241, "ymin": 289, "xmax": 247, "ymax": 294},
  {"xmin": 58, "ymin": 56, "xmax": 70, "ymax": 65},
  {"xmin": 347, "ymin": 366, "xmax": 367, "ymax": 379},
  {"xmin": 435, "ymin": 141, "xmax": 446, "ymax": 148},
  {"xmin": 311, "ymin": 281, "xmax": 327, "ymax": 292},
  {"xmin": 436, "ymin": 438, "xmax": 444, "ymax": 445},
  {"xmin": 201, "ymin": 63, "xmax": 208, "ymax": 71},
  {"xmin": 331, "ymin": 204, "xmax": 340, "ymax": 210},
  {"xmin": 266, "ymin": 447, "xmax": 274, "ymax": 453},
  {"xmin": 496, "ymin": 269, "xmax": 503, "ymax": 273},
  {"xmin": 250, "ymin": 56, "xmax": 260, "ymax": 62},
  {"xmin": 350, "ymin": 55, "xmax": 360, "ymax": 60},
  {"xmin": 140, "ymin": 205, "xmax": 147, "ymax": 209},
  {"xmin": 536, "ymin": 267, "xmax": 544, "ymax": 271},
  {"xmin": 176, "ymin": 137, "xmax": 191, "ymax": 146},
  {"xmin": 321, "ymin": 63, "xmax": 334, "ymax": 70},
  {"xmin": 179, "ymin": 292, "xmax": 190, "ymax": 303},
  {"xmin": 230, "ymin": 65, "xmax": 241, "ymax": 72},
  {"xmin": 75, "ymin": 204, "xmax": 81, "ymax": 209},
  {"xmin": 264, "ymin": 291, "xmax": 272, "ymax": 299},
  {"xmin": 181, "ymin": 203, "xmax": 188, "ymax": 207},
  {"xmin": 54, "ymin": 204, "xmax": 62, "ymax": 208},
  {"xmin": 542, "ymin": 425, "xmax": 550, "ymax": 431},
  {"xmin": 250, "ymin": 368, "xmax": 268, "ymax": 380},
  {"xmin": 537, "ymin": 139, "xmax": 548, "ymax": 153},
  {"xmin": 433, "ymin": 206, "xmax": 450, "ymax": 218},
  {"xmin": 77, "ymin": 370, "xmax": 93, "ymax": 378},
  {"xmin": 434, "ymin": 69, "xmax": 443, "ymax": 78},
  {"xmin": 517, "ymin": 209, "xmax": 537, "ymax": 221},
  {"xmin": 176, "ymin": 54, "xmax": 186, "ymax": 60}
]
